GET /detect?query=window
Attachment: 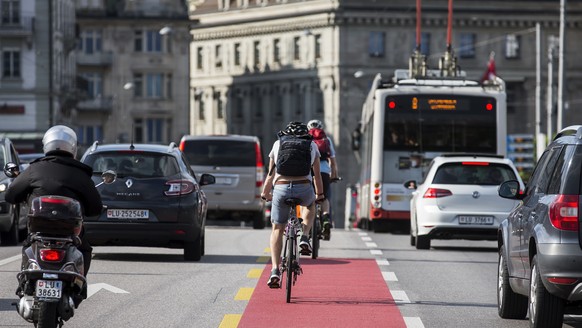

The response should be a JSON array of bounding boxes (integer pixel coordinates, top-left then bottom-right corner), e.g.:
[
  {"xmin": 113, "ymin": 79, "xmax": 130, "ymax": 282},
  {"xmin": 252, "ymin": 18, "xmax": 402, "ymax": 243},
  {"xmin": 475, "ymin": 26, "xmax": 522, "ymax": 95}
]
[
  {"xmin": 199, "ymin": 99, "xmax": 205, "ymax": 121},
  {"xmin": 215, "ymin": 44, "xmax": 222, "ymax": 68},
  {"xmin": 133, "ymin": 118, "xmax": 170, "ymax": 143},
  {"xmin": 505, "ymin": 34, "xmax": 520, "ymax": 59},
  {"xmin": 77, "ymin": 125, "xmax": 103, "ymax": 146},
  {"xmin": 293, "ymin": 36, "xmax": 300, "ymax": 61},
  {"xmin": 135, "ymin": 29, "xmax": 163, "ymax": 53},
  {"xmin": 1, "ymin": 0, "xmax": 20, "ymax": 24},
  {"xmin": 253, "ymin": 41, "xmax": 260, "ymax": 67},
  {"xmin": 234, "ymin": 43, "xmax": 241, "ymax": 66},
  {"xmin": 315, "ymin": 34, "xmax": 322, "ymax": 60},
  {"xmin": 197, "ymin": 47, "xmax": 203, "ymax": 69},
  {"xmin": 459, "ymin": 33, "xmax": 475, "ymax": 58},
  {"xmin": 217, "ymin": 94, "xmax": 224, "ymax": 119},
  {"xmin": 132, "ymin": 73, "xmax": 172, "ymax": 99},
  {"xmin": 368, "ymin": 32, "xmax": 385, "ymax": 58},
  {"xmin": 78, "ymin": 30, "xmax": 102, "ymax": 54},
  {"xmin": 420, "ymin": 32, "xmax": 430, "ymax": 56},
  {"xmin": 81, "ymin": 73, "xmax": 103, "ymax": 98},
  {"xmin": 273, "ymin": 38, "xmax": 281, "ymax": 63},
  {"xmin": 2, "ymin": 49, "xmax": 20, "ymax": 78}
]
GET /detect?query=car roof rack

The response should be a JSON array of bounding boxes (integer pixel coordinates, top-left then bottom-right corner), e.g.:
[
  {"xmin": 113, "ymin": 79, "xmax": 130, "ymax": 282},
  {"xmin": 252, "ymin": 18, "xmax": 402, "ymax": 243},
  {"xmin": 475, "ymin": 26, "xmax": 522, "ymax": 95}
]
[{"xmin": 553, "ymin": 125, "xmax": 582, "ymax": 141}]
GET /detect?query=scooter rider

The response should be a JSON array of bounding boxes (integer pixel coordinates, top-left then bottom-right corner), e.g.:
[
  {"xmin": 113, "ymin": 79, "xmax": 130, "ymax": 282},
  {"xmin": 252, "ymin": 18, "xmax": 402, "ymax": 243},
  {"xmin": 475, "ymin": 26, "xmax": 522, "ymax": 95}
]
[{"xmin": 5, "ymin": 125, "xmax": 102, "ymax": 279}]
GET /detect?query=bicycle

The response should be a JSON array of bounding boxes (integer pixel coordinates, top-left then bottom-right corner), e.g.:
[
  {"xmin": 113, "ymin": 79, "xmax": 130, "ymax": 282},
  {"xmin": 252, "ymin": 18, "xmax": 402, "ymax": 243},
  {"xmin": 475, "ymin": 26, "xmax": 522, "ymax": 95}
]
[
  {"xmin": 311, "ymin": 202, "xmax": 322, "ymax": 259},
  {"xmin": 280, "ymin": 197, "xmax": 304, "ymax": 303}
]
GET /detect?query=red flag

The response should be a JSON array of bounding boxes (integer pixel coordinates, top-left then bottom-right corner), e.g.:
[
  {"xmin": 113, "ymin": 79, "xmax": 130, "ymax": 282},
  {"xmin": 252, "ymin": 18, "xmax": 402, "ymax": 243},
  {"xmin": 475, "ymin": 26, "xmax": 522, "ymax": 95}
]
[{"xmin": 481, "ymin": 51, "xmax": 496, "ymax": 83}]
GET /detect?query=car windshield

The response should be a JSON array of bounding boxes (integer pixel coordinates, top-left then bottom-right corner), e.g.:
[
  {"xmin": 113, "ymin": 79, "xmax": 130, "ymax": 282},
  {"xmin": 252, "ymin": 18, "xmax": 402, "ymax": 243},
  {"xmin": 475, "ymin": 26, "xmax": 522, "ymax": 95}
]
[
  {"xmin": 432, "ymin": 162, "xmax": 517, "ymax": 185},
  {"xmin": 84, "ymin": 151, "xmax": 180, "ymax": 178},
  {"xmin": 181, "ymin": 140, "xmax": 257, "ymax": 166}
]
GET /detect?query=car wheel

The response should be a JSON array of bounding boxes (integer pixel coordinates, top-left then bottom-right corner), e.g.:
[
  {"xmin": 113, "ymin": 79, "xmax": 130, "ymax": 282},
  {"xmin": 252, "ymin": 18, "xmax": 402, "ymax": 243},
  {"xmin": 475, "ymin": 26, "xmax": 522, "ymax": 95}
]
[
  {"xmin": 497, "ymin": 245, "xmax": 527, "ymax": 319},
  {"xmin": 252, "ymin": 211, "xmax": 265, "ymax": 230},
  {"xmin": 0, "ymin": 209, "xmax": 19, "ymax": 246},
  {"xmin": 415, "ymin": 234, "xmax": 430, "ymax": 250},
  {"xmin": 184, "ymin": 234, "xmax": 202, "ymax": 261},
  {"xmin": 410, "ymin": 234, "xmax": 416, "ymax": 246},
  {"xmin": 201, "ymin": 235, "xmax": 205, "ymax": 256},
  {"xmin": 529, "ymin": 255, "xmax": 565, "ymax": 328}
]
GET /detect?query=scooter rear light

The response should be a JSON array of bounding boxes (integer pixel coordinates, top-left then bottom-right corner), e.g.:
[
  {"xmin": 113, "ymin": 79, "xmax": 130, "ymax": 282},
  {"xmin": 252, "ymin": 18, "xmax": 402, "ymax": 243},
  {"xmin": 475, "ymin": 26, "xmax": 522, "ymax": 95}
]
[{"xmin": 40, "ymin": 249, "xmax": 65, "ymax": 262}]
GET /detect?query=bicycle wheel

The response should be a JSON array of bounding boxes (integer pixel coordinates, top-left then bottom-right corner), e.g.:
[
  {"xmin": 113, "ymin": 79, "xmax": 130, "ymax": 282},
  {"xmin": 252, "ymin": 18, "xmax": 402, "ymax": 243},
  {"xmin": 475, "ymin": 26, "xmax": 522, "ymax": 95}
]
[
  {"xmin": 286, "ymin": 235, "xmax": 294, "ymax": 303},
  {"xmin": 311, "ymin": 215, "xmax": 320, "ymax": 259}
]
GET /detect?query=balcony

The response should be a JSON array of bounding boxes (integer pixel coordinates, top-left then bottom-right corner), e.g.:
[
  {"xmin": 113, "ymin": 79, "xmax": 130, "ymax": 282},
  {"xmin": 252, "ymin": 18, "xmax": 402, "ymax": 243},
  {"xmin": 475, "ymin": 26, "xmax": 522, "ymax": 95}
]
[
  {"xmin": 77, "ymin": 96, "xmax": 113, "ymax": 112},
  {"xmin": 0, "ymin": 16, "xmax": 34, "ymax": 38},
  {"xmin": 77, "ymin": 51, "xmax": 113, "ymax": 67}
]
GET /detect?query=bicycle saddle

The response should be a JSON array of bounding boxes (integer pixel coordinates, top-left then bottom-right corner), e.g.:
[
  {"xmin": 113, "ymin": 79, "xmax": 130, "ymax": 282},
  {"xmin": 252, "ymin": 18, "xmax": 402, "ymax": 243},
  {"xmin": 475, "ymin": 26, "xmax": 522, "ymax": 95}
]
[{"xmin": 284, "ymin": 198, "xmax": 302, "ymax": 206}]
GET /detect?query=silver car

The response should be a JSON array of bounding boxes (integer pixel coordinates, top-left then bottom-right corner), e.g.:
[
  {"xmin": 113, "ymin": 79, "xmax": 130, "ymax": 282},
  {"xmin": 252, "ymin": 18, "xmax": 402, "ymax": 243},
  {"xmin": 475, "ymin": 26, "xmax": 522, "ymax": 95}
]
[{"xmin": 179, "ymin": 135, "xmax": 266, "ymax": 229}]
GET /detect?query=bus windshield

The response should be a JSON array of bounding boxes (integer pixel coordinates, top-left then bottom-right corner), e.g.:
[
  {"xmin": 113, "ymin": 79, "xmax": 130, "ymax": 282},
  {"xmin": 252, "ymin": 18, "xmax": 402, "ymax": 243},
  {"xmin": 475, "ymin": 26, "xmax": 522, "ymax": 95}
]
[{"xmin": 384, "ymin": 94, "xmax": 497, "ymax": 153}]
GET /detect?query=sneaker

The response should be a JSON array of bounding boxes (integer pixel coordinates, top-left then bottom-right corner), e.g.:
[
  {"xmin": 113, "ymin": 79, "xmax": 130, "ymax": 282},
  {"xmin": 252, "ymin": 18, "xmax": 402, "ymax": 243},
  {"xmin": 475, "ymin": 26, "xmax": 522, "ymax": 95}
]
[
  {"xmin": 322, "ymin": 214, "xmax": 332, "ymax": 241},
  {"xmin": 299, "ymin": 235, "xmax": 312, "ymax": 255},
  {"xmin": 267, "ymin": 268, "xmax": 281, "ymax": 288}
]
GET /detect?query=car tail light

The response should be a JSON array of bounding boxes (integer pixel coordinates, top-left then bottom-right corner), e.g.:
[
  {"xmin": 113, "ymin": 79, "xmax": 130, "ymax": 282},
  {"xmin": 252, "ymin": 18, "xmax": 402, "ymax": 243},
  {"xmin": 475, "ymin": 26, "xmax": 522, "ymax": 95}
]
[
  {"xmin": 549, "ymin": 195, "xmax": 579, "ymax": 231},
  {"xmin": 547, "ymin": 277, "xmax": 578, "ymax": 285},
  {"xmin": 40, "ymin": 249, "xmax": 65, "ymax": 262},
  {"xmin": 462, "ymin": 162, "xmax": 489, "ymax": 166},
  {"xmin": 165, "ymin": 180, "xmax": 195, "ymax": 196},
  {"xmin": 255, "ymin": 142, "xmax": 264, "ymax": 188},
  {"xmin": 423, "ymin": 188, "xmax": 453, "ymax": 198}
]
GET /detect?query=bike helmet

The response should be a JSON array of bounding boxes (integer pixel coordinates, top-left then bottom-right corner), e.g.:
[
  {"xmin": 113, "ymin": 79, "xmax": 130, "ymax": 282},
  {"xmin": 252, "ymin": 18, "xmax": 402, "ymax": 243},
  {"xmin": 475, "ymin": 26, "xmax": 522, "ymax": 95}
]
[
  {"xmin": 279, "ymin": 121, "xmax": 309, "ymax": 137},
  {"xmin": 307, "ymin": 119, "xmax": 323, "ymax": 130},
  {"xmin": 42, "ymin": 125, "xmax": 78, "ymax": 158}
]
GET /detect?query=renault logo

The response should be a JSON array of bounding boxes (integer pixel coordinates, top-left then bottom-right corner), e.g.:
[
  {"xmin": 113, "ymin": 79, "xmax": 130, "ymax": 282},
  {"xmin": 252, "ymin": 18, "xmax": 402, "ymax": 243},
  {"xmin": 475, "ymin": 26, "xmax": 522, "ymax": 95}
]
[
  {"xmin": 472, "ymin": 191, "xmax": 480, "ymax": 199},
  {"xmin": 126, "ymin": 179, "xmax": 133, "ymax": 188}
]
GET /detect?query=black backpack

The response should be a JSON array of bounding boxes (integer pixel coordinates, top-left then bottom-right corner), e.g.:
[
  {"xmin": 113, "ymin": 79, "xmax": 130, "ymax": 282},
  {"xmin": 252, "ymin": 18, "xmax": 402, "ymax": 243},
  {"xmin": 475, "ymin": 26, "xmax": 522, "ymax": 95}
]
[{"xmin": 276, "ymin": 135, "xmax": 312, "ymax": 176}]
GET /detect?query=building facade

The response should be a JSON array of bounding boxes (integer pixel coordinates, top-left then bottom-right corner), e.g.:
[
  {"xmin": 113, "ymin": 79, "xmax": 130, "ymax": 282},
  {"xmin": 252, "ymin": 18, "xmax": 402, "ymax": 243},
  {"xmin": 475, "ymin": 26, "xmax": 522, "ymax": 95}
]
[
  {"xmin": 75, "ymin": 0, "xmax": 191, "ymax": 151},
  {"xmin": 188, "ymin": 0, "xmax": 582, "ymax": 226},
  {"xmin": 0, "ymin": 0, "xmax": 77, "ymax": 152}
]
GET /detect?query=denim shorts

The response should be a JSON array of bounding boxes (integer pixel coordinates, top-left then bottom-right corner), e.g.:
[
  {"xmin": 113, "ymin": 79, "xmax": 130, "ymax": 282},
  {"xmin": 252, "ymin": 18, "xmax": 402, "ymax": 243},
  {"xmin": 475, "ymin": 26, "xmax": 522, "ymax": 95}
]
[{"xmin": 271, "ymin": 182, "xmax": 315, "ymax": 225}]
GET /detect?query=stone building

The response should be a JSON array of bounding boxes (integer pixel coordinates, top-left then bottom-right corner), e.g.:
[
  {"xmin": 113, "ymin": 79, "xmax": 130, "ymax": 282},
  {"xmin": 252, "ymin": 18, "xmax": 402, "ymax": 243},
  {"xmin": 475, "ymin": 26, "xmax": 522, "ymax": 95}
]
[
  {"xmin": 75, "ymin": 0, "xmax": 191, "ymax": 150},
  {"xmin": 188, "ymin": 0, "xmax": 582, "ymax": 227}
]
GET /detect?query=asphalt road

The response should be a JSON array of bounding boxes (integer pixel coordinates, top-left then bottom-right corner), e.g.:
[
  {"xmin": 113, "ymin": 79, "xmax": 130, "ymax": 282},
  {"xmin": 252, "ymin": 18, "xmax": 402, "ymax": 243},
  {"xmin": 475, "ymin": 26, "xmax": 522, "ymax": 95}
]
[{"xmin": 1, "ymin": 223, "xmax": 581, "ymax": 328}]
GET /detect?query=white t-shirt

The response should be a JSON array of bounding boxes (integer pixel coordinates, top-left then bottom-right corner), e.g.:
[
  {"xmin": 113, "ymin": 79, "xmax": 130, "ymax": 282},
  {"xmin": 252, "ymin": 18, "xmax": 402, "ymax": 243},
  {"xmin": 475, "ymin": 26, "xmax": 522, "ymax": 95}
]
[{"xmin": 268, "ymin": 139, "xmax": 320, "ymax": 183}]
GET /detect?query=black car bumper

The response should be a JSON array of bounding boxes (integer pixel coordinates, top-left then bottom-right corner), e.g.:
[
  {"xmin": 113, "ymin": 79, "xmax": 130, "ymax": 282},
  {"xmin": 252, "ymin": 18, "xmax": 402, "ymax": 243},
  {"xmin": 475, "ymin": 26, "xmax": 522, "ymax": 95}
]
[{"xmin": 83, "ymin": 222, "xmax": 202, "ymax": 249}]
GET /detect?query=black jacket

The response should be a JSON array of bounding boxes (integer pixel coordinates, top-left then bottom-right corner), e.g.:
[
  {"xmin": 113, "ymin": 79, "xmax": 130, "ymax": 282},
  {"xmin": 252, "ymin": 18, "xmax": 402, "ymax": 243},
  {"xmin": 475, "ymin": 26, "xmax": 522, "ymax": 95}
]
[{"xmin": 5, "ymin": 155, "xmax": 103, "ymax": 217}]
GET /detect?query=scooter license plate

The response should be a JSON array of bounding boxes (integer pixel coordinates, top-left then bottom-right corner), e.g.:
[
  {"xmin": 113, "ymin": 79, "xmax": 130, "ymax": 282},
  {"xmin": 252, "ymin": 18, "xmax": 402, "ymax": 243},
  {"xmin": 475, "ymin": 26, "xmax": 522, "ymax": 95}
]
[{"xmin": 36, "ymin": 280, "xmax": 62, "ymax": 299}]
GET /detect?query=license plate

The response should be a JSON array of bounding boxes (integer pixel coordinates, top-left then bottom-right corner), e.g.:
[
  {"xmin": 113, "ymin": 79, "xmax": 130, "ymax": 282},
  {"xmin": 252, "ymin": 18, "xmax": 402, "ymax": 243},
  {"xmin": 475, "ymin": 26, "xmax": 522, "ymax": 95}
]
[
  {"xmin": 215, "ymin": 177, "xmax": 233, "ymax": 185},
  {"xmin": 107, "ymin": 209, "xmax": 149, "ymax": 219},
  {"xmin": 458, "ymin": 216, "xmax": 494, "ymax": 225},
  {"xmin": 36, "ymin": 280, "xmax": 62, "ymax": 299}
]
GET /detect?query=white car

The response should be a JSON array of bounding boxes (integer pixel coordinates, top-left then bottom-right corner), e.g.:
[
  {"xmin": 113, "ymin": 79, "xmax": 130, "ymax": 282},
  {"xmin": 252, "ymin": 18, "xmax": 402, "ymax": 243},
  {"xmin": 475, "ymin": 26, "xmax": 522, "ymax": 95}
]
[{"xmin": 407, "ymin": 154, "xmax": 524, "ymax": 250}]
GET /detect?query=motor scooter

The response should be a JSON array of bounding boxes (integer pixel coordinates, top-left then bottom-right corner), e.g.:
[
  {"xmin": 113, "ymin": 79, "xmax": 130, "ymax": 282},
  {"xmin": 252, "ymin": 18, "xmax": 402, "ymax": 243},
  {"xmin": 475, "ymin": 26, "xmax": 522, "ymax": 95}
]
[{"xmin": 4, "ymin": 163, "xmax": 116, "ymax": 328}]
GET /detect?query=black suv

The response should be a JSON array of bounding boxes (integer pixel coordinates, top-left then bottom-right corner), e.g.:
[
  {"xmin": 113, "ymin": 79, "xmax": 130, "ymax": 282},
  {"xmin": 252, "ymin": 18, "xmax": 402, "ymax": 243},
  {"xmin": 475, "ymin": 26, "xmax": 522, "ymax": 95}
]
[
  {"xmin": 497, "ymin": 125, "xmax": 582, "ymax": 327},
  {"xmin": 80, "ymin": 142, "xmax": 215, "ymax": 261}
]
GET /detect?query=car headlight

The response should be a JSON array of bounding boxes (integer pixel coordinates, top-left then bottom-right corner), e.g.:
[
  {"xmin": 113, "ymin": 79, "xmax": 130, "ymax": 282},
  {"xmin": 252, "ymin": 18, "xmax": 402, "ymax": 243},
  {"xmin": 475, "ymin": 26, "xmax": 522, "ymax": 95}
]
[{"xmin": 0, "ymin": 183, "xmax": 7, "ymax": 192}]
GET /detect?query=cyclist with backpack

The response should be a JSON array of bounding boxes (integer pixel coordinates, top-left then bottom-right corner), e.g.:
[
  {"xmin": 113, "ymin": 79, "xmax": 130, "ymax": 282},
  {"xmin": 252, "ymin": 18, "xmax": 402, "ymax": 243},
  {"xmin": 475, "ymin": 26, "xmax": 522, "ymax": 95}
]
[
  {"xmin": 261, "ymin": 121, "xmax": 324, "ymax": 288},
  {"xmin": 307, "ymin": 119, "xmax": 339, "ymax": 240}
]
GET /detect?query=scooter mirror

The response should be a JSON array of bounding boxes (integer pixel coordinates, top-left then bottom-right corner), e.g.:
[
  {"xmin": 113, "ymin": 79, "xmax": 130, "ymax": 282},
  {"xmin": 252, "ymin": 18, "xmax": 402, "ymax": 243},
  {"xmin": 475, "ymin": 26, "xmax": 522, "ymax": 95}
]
[{"xmin": 4, "ymin": 162, "xmax": 19, "ymax": 178}]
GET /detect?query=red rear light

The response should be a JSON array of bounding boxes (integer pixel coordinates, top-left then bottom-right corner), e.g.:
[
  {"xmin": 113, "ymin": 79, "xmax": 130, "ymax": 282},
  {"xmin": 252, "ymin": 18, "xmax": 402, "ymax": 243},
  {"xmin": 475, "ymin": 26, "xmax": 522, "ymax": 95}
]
[
  {"xmin": 549, "ymin": 195, "xmax": 579, "ymax": 231},
  {"xmin": 165, "ymin": 180, "xmax": 195, "ymax": 196},
  {"xmin": 40, "ymin": 249, "xmax": 65, "ymax": 262},
  {"xmin": 388, "ymin": 101, "xmax": 396, "ymax": 109},
  {"xmin": 486, "ymin": 103, "xmax": 493, "ymax": 111},
  {"xmin": 39, "ymin": 196, "xmax": 71, "ymax": 204},
  {"xmin": 462, "ymin": 162, "xmax": 489, "ymax": 166},
  {"xmin": 547, "ymin": 277, "xmax": 578, "ymax": 285},
  {"xmin": 179, "ymin": 140, "xmax": 185, "ymax": 151},
  {"xmin": 255, "ymin": 142, "xmax": 264, "ymax": 188},
  {"xmin": 423, "ymin": 188, "xmax": 453, "ymax": 198}
]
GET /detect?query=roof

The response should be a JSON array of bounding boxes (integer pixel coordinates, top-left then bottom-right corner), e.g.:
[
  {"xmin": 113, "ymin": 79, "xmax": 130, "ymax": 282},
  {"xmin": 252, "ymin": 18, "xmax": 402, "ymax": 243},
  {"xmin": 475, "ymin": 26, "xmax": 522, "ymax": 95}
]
[
  {"xmin": 83, "ymin": 142, "xmax": 179, "ymax": 155},
  {"xmin": 180, "ymin": 134, "xmax": 260, "ymax": 142}
]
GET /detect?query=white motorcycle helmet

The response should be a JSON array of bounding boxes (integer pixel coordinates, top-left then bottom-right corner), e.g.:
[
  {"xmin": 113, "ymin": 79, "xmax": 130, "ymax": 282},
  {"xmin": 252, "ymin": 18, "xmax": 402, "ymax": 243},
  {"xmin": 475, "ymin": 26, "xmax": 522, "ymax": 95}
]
[
  {"xmin": 307, "ymin": 119, "xmax": 323, "ymax": 130},
  {"xmin": 42, "ymin": 125, "xmax": 78, "ymax": 158}
]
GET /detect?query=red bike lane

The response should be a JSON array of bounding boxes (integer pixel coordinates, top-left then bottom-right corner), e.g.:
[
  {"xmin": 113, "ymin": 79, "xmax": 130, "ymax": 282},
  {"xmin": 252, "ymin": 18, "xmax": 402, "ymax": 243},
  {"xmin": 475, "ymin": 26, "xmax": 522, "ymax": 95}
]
[{"xmin": 238, "ymin": 257, "xmax": 407, "ymax": 328}]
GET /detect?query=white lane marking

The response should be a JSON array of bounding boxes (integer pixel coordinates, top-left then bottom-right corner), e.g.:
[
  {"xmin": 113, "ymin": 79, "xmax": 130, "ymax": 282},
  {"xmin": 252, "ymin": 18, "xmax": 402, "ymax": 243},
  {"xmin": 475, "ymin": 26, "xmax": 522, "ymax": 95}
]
[
  {"xmin": 365, "ymin": 242, "xmax": 378, "ymax": 248},
  {"xmin": 382, "ymin": 271, "xmax": 398, "ymax": 281},
  {"xmin": 361, "ymin": 236, "xmax": 372, "ymax": 241},
  {"xmin": 0, "ymin": 255, "xmax": 20, "ymax": 267},
  {"xmin": 370, "ymin": 249, "xmax": 383, "ymax": 255},
  {"xmin": 391, "ymin": 290, "xmax": 411, "ymax": 304},
  {"xmin": 358, "ymin": 232, "xmax": 368, "ymax": 236},
  {"xmin": 404, "ymin": 317, "xmax": 425, "ymax": 328},
  {"xmin": 87, "ymin": 283, "xmax": 129, "ymax": 298},
  {"xmin": 376, "ymin": 259, "xmax": 390, "ymax": 266}
]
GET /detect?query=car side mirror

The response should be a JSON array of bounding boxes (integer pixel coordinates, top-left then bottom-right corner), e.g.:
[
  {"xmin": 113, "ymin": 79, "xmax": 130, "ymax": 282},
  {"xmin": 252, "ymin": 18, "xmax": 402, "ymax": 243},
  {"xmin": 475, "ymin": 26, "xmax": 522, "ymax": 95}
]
[
  {"xmin": 498, "ymin": 180, "xmax": 520, "ymax": 199},
  {"xmin": 200, "ymin": 173, "xmax": 215, "ymax": 186},
  {"xmin": 4, "ymin": 162, "xmax": 19, "ymax": 178}
]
